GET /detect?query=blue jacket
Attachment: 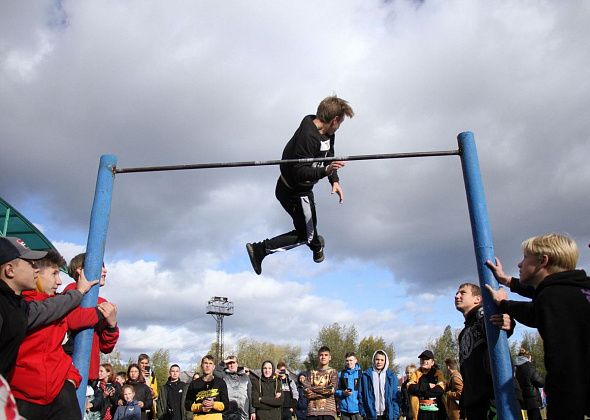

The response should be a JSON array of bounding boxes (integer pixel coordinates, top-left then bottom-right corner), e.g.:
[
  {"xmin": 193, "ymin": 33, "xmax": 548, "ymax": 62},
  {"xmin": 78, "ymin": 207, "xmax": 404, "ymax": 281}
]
[
  {"xmin": 358, "ymin": 368, "xmax": 399, "ymax": 420},
  {"xmin": 113, "ymin": 400, "xmax": 141, "ymax": 420},
  {"xmin": 335, "ymin": 364, "xmax": 361, "ymax": 414}
]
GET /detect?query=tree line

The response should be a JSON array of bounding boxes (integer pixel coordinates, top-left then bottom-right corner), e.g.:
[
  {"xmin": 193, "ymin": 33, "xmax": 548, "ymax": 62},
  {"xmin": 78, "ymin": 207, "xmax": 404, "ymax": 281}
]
[{"xmin": 101, "ymin": 322, "xmax": 544, "ymax": 387}]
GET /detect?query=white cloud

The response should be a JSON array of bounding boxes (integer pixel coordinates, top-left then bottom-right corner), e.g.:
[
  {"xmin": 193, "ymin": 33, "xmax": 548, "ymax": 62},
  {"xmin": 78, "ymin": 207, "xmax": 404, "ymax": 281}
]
[{"xmin": 52, "ymin": 240, "xmax": 86, "ymax": 263}]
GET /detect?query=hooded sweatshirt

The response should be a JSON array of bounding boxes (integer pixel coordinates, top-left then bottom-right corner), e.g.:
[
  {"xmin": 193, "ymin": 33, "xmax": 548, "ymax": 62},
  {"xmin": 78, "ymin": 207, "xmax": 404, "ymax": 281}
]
[
  {"xmin": 252, "ymin": 361, "xmax": 283, "ymax": 420},
  {"xmin": 499, "ymin": 269, "xmax": 590, "ymax": 419},
  {"xmin": 358, "ymin": 350, "xmax": 399, "ymax": 420}
]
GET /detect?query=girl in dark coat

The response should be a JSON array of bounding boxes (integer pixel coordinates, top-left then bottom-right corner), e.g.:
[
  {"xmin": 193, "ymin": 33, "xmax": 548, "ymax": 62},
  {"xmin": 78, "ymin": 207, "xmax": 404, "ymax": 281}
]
[
  {"xmin": 251, "ymin": 361, "xmax": 283, "ymax": 420},
  {"xmin": 125, "ymin": 363, "xmax": 153, "ymax": 420}
]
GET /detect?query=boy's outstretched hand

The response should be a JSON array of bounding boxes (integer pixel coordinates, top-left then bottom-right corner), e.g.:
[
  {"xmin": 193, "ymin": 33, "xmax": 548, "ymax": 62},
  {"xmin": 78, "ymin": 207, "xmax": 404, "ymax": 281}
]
[
  {"xmin": 331, "ymin": 181, "xmax": 344, "ymax": 203},
  {"xmin": 485, "ymin": 257, "xmax": 511, "ymax": 286},
  {"xmin": 485, "ymin": 284, "xmax": 508, "ymax": 306}
]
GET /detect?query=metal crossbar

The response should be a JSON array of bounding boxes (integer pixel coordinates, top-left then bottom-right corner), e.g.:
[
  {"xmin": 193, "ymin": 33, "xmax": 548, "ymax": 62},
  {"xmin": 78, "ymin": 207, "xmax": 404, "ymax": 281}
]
[{"xmin": 114, "ymin": 149, "xmax": 460, "ymax": 174}]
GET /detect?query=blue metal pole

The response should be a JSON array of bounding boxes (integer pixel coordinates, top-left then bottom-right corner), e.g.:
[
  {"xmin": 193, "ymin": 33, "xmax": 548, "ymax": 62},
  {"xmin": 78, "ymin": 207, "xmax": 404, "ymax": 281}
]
[
  {"xmin": 458, "ymin": 132, "xmax": 520, "ymax": 419},
  {"xmin": 72, "ymin": 155, "xmax": 117, "ymax": 415}
]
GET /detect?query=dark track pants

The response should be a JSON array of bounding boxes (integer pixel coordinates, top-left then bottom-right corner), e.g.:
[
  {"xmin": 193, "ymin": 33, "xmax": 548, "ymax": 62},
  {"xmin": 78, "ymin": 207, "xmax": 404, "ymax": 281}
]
[
  {"xmin": 265, "ymin": 178, "xmax": 322, "ymax": 253},
  {"xmin": 16, "ymin": 380, "xmax": 81, "ymax": 420}
]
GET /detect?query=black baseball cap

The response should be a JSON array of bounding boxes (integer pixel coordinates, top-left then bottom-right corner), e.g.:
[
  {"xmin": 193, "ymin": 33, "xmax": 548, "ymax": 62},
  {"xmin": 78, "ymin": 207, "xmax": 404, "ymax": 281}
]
[
  {"xmin": 0, "ymin": 237, "xmax": 48, "ymax": 265},
  {"xmin": 418, "ymin": 350, "xmax": 435, "ymax": 360}
]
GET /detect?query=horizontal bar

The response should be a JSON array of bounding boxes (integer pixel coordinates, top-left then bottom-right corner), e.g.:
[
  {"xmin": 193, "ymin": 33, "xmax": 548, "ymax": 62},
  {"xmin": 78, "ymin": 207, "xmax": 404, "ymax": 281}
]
[{"xmin": 114, "ymin": 149, "xmax": 460, "ymax": 174}]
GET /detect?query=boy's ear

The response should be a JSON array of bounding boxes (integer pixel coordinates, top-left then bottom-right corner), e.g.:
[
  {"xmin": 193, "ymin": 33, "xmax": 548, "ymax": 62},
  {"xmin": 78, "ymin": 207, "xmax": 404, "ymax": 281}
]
[{"xmin": 1, "ymin": 262, "xmax": 15, "ymax": 278}]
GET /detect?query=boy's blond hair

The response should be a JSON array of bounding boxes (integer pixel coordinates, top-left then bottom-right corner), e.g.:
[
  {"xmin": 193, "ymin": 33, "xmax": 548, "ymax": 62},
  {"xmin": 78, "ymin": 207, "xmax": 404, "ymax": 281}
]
[{"xmin": 522, "ymin": 233, "xmax": 578, "ymax": 273}]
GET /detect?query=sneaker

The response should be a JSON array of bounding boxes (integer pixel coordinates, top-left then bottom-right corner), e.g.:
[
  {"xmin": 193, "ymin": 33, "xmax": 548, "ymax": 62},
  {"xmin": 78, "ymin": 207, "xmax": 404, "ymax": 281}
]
[
  {"xmin": 246, "ymin": 242, "xmax": 265, "ymax": 275},
  {"xmin": 313, "ymin": 235, "xmax": 325, "ymax": 263}
]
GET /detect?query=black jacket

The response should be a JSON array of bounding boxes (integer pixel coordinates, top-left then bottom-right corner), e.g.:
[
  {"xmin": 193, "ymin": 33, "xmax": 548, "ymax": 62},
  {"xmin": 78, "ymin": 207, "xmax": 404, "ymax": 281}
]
[
  {"xmin": 279, "ymin": 115, "xmax": 338, "ymax": 192},
  {"xmin": 458, "ymin": 305, "xmax": 514, "ymax": 411},
  {"xmin": 500, "ymin": 270, "xmax": 590, "ymax": 419},
  {"xmin": 158, "ymin": 378, "xmax": 190, "ymax": 420},
  {"xmin": 252, "ymin": 375, "xmax": 283, "ymax": 420},
  {"xmin": 514, "ymin": 358, "xmax": 544, "ymax": 410},
  {"xmin": 0, "ymin": 279, "xmax": 82, "ymax": 376}
]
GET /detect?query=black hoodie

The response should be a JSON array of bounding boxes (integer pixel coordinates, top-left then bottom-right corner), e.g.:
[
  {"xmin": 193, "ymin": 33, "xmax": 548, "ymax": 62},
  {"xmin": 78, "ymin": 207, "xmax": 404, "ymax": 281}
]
[
  {"xmin": 279, "ymin": 115, "xmax": 339, "ymax": 192},
  {"xmin": 252, "ymin": 361, "xmax": 283, "ymax": 420},
  {"xmin": 500, "ymin": 269, "xmax": 590, "ymax": 419}
]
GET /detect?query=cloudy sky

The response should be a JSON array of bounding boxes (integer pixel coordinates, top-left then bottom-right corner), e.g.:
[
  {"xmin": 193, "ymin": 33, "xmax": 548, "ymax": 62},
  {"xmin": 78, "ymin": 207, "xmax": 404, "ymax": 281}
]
[{"xmin": 2, "ymin": 0, "xmax": 590, "ymax": 370}]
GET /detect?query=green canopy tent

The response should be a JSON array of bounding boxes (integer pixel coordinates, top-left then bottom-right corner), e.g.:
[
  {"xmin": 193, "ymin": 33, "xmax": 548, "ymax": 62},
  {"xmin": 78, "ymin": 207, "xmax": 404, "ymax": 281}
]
[{"xmin": 0, "ymin": 196, "xmax": 61, "ymax": 257}]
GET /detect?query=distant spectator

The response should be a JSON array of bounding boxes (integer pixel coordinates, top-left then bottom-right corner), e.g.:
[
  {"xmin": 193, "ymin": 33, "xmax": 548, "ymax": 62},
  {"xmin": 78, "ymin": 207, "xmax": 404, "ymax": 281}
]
[
  {"xmin": 406, "ymin": 350, "xmax": 446, "ymax": 420},
  {"xmin": 114, "ymin": 384, "xmax": 141, "ymax": 420},
  {"xmin": 335, "ymin": 352, "xmax": 361, "ymax": 420},
  {"xmin": 303, "ymin": 346, "xmax": 338, "ymax": 420},
  {"xmin": 443, "ymin": 358, "xmax": 462, "ymax": 420},
  {"xmin": 358, "ymin": 350, "xmax": 399, "ymax": 420},
  {"xmin": 95, "ymin": 363, "xmax": 120, "ymax": 419},
  {"xmin": 513, "ymin": 348, "xmax": 544, "ymax": 420},
  {"xmin": 276, "ymin": 361, "xmax": 298, "ymax": 420},
  {"xmin": 116, "ymin": 372, "xmax": 128, "ymax": 387},
  {"xmin": 125, "ymin": 364, "xmax": 153, "ymax": 420},
  {"xmin": 139, "ymin": 353, "xmax": 159, "ymax": 419},
  {"xmin": 252, "ymin": 361, "xmax": 283, "ymax": 420},
  {"xmin": 63, "ymin": 252, "xmax": 119, "ymax": 382},
  {"xmin": 216, "ymin": 356, "xmax": 254, "ymax": 420},
  {"xmin": 185, "ymin": 355, "xmax": 229, "ymax": 420},
  {"xmin": 399, "ymin": 364, "xmax": 416, "ymax": 420},
  {"xmin": 158, "ymin": 364, "xmax": 189, "ymax": 420},
  {"xmin": 0, "ymin": 237, "xmax": 96, "ymax": 378},
  {"xmin": 295, "ymin": 373, "xmax": 308, "ymax": 420},
  {"xmin": 85, "ymin": 385, "xmax": 98, "ymax": 420}
]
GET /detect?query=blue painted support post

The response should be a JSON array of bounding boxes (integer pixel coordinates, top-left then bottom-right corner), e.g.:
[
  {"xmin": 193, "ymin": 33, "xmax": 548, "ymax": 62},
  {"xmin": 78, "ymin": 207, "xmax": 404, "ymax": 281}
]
[
  {"xmin": 458, "ymin": 132, "xmax": 520, "ymax": 419},
  {"xmin": 72, "ymin": 155, "xmax": 117, "ymax": 415}
]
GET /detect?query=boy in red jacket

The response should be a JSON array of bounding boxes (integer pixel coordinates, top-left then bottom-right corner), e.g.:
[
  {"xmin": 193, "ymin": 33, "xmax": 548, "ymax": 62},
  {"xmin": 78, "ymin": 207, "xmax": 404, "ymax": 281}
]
[
  {"xmin": 63, "ymin": 252, "xmax": 119, "ymax": 382},
  {"xmin": 10, "ymin": 250, "xmax": 116, "ymax": 420}
]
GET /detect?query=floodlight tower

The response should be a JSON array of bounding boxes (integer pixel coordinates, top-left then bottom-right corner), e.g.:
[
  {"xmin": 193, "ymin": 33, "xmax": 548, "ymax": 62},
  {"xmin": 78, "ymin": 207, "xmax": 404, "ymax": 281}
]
[{"xmin": 206, "ymin": 296, "xmax": 234, "ymax": 363}]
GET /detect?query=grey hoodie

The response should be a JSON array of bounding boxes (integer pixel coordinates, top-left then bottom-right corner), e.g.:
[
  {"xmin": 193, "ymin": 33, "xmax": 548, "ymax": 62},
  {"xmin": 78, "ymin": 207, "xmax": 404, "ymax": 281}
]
[{"xmin": 371, "ymin": 350, "xmax": 389, "ymax": 416}]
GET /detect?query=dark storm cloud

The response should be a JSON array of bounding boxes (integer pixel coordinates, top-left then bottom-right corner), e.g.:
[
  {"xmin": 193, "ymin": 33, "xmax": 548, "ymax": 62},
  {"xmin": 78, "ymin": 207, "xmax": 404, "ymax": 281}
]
[{"xmin": 2, "ymin": 1, "xmax": 590, "ymax": 364}]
